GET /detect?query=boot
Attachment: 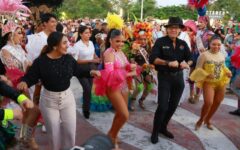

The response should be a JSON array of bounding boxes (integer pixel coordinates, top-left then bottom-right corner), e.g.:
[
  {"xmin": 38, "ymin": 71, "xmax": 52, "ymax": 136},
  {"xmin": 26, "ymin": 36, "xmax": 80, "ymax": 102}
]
[{"xmin": 19, "ymin": 124, "xmax": 39, "ymax": 150}]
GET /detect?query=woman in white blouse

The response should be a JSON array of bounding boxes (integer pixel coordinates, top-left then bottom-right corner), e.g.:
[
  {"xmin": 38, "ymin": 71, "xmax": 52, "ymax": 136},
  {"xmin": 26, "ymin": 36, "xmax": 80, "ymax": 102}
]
[{"xmin": 73, "ymin": 25, "xmax": 100, "ymax": 119}]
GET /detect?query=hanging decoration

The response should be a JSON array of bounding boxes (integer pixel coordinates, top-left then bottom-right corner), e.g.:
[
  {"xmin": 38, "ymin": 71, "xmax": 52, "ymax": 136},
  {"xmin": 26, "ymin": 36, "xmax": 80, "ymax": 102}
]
[{"xmin": 188, "ymin": 0, "xmax": 209, "ymax": 16}]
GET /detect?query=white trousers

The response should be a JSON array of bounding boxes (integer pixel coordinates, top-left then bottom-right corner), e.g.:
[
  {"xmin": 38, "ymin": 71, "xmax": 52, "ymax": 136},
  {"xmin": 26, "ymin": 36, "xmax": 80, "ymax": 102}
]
[{"xmin": 39, "ymin": 88, "xmax": 76, "ymax": 150}]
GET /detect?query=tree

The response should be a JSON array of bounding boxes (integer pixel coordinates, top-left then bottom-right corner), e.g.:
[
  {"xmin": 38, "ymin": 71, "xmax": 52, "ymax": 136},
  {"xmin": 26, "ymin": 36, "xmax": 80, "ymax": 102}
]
[
  {"xmin": 55, "ymin": 0, "xmax": 114, "ymax": 19},
  {"xmin": 111, "ymin": 0, "xmax": 134, "ymax": 20},
  {"xmin": 154, "ymin": 5, "xmax": 198, "ymax": 20},
  {"xmin": 130, "ymin": 0, "xmax": 157, "ymax": 20},
  {"xmin": 209, "ymin": 0, "xmax": 240, "ymax": 21}
]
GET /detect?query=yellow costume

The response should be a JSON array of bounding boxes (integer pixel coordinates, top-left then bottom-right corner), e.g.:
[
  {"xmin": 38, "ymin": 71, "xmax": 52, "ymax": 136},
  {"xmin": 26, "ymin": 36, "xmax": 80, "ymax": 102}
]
[{"xmin": 190, "ymin": 51, "xmax": 231, "ymax": 89}]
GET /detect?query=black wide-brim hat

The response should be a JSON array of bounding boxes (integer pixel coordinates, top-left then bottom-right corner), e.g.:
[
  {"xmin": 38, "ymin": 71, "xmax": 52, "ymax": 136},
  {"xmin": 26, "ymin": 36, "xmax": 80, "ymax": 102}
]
[{"xmin": 164, "ymin": 17, "xmax": 185, "ymax": 29}]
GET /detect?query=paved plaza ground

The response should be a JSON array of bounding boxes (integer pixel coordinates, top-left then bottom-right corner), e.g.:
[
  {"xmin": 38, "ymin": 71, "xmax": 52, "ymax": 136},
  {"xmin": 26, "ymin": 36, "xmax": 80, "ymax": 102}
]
[{"xmin": 34, "ymin": 77, "xmax": 240, "ymax": 150}]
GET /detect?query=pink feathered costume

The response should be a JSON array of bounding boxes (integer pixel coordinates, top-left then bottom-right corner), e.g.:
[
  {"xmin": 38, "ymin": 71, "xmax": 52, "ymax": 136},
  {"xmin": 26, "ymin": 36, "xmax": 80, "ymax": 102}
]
[{"xmin": 94, "ymin": 48, "xmax": 132, "ymax": 96}]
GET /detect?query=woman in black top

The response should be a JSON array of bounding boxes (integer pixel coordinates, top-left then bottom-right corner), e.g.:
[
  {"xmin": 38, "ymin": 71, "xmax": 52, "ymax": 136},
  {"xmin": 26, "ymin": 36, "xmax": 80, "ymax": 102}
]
[{"xmin": 17, "ymin": 32, "xmax": 100, "ymax": 150}]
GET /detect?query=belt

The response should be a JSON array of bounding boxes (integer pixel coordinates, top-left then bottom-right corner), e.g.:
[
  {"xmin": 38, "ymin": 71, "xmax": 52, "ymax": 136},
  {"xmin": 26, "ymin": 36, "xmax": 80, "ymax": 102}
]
[
  {"xmin": 160, "ymin": 71, "xmax": 182, "ymax": 76},
  {"xmin": 43, "ymin": 88, "xmax": 70, "ymax": 97}
]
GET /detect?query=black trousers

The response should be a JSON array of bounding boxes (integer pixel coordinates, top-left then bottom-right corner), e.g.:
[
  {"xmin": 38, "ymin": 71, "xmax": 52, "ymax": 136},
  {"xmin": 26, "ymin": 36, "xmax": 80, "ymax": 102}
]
[
  {"xmin": 77, "ymin": 77, "xmax": 93, "ymax": 112},
  {"xmin": 152, "ymin": 71, "xmax": 185, "ymax": 133}
]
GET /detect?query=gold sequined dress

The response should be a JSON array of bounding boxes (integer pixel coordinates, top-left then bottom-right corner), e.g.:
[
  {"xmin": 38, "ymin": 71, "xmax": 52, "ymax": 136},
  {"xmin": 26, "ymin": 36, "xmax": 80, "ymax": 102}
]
[{"xmin": 190, "ymin": 51, "xmax": 231, "ymax": 88}]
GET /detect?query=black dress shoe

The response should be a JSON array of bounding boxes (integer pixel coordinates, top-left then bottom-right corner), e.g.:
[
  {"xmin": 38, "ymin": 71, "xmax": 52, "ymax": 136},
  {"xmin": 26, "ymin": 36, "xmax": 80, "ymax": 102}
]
[
  {"xmin": 150, "ymin": 133, "xmax": 159, "ymax": 144},
  {"xmin": 159, "ymin": 129, "xmax": 174, "ymax": 139},
  {"xmin": 229, "ymin": 109, "xmax": 240, "ymax": 117},
  {"xmin": 83, "ymin": 110, "xmax": 90, "ymax": 119}
]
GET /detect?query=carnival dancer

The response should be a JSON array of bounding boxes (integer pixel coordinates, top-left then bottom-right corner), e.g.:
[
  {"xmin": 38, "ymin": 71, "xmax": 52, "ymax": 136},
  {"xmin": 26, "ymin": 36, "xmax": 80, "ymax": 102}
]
[
  {"xmin": 190, "ymin": 36, "xmax": 232, "ymax": 130},
  {"xmin": 94, "ymin": 28, "xmax": 137, "ymax": 148},
  {"xmin": 191, "ymin": 15, "xmax": 215, "ymax": 103},
  {"xmin": 129, "ymin": 22, "xmax": 155, "ymax": 110},
  {"xmin": 0, "ymin": 25, "xmax": 34, "ymax": 147},
  {"xmin": 149, "ymin": 17, "xmax": 192, "ymax": 143},
  {"xmin": 94, "ymin": 14, "xmax": 137, "ymax": 149},
  {"xmin": 18, "ymin": 32, "xmax": 100, "ymax": 150},
  {"xmin": 0, "ymin": 0, "xmax": 39, "ymax": 148},
  {"xmin": 0, "ymin": 25, "xmax": 31, "ymax": 89}
]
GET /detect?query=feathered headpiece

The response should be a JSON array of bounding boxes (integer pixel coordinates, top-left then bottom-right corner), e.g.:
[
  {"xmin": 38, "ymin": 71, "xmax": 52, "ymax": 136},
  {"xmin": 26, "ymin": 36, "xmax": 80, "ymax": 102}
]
[
  {"xmin": 0, "ymin": 0, "xmax": 31, "ymax": 36},
  {"xmin": 106, "ymin": 13, "xmax": 124, "ymax": 30},
  {"xmin": 188, "ymin": 0, "xmax": 209, "ymax": 16},
  {"xmin": 133, "ymin": 22, "xmax": 153, "ymax": 39}
]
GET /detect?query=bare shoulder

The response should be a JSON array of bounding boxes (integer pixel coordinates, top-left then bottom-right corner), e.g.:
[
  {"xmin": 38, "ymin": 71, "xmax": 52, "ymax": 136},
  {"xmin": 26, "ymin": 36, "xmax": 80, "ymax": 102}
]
[{"xmin": 103, "ymin": 50, "xmax": 114, "ymax": 63}]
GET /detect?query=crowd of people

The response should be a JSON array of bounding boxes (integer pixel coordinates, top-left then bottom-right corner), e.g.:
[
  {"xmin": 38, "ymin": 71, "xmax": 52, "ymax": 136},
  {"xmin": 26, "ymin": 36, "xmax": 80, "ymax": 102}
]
[{"xmin": 0, "ymin": 2, "xmax": 240, "ymax": 150}]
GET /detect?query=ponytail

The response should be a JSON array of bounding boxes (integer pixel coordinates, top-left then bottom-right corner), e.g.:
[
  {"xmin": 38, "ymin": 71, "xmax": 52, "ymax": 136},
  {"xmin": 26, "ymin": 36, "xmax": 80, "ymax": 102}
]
[
  {"xmin": 40, "ymin": 45, "xmax": 52, "ymax": 56},
  {"xmin": 105, "ymin": 29, "xmax": 122, "ymax": 49}
]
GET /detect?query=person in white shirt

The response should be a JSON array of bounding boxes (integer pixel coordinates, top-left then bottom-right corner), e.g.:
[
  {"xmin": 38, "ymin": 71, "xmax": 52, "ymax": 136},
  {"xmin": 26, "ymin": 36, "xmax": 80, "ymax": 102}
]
[
  {"xmin": 72, "ymin": 25, "xmax": 100, "ymax": 119},
  {"xmin": 178, "ymin": 30, "xmax": 191, "ymax": 105},
  {"xmin": 152, "ymin": 24, "xmax": 164, "ymax": 43}
]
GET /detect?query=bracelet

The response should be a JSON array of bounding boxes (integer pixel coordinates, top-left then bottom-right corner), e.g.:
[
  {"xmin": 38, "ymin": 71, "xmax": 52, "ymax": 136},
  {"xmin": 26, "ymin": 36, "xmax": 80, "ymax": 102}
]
[
  {"xmin": 17, "ymin": 94, "xmax": 28, "ymax": 104},
  {"xmin": 3, "ymin": 109, "xmax": 14, "ymax": 120}
]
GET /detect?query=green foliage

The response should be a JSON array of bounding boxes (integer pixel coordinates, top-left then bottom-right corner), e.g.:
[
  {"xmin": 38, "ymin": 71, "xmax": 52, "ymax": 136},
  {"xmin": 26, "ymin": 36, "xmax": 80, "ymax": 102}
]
[
  {"xmin": 111, "ymin": 0, "xmax": 134, "ymax": 20},
  {"xmin": 55, "ymin": 0, "xmax": 114, "ymax": 19},
  {"xmin": 53, "ymin": 0, "xmax": 199, "ymax": 21},
  {"xmin": 129, "ymin": 1, "xmax": 197, "ymax": 21},
  {"xmin": 209, "ymin": 0, "xmax": 240, "ymax": 21},
  {"xmin": 154, "ymin": 5, "xmax": 198, "ymax": 20},
  {"xmin": 130, "ymin": 0, "xmax": 157, "ymax": 20}
]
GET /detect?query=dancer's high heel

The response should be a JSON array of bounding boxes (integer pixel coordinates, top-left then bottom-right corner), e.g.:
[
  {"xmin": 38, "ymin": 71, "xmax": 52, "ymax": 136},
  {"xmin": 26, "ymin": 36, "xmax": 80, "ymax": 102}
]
[
  {"xmin": 205, "ymin": 122, "xmax": 214, "ymax": 130},
  {"xmin": 108, "ymin": 133, "xmax": 121, "ymax": 149},
  {"xmin": 195, "ymin": 120, "xmax": 203, "ymax": 131}
]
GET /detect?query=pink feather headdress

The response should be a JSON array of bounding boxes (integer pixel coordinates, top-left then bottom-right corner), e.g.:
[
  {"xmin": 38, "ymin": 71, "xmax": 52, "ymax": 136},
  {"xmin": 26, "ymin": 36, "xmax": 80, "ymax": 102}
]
[{"xmin": 0, "ymin": 0, "xmax": 31, "ymax": 36}]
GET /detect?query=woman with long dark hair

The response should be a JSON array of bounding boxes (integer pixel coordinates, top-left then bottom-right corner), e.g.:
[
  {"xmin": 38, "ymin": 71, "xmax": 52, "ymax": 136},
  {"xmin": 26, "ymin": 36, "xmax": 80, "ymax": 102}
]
[
  {"xmin": 192, "ymin": 16, "xmax": 215, "ymax": 103},
  {"xmin": 73, "ymin": 25, "xmax": 100, "ymax": 118},
  {"xmin": 191, "ymin": 36, "xmax": 232, "ymax": 130},
  {"xmin": 17, "ymin": 32, "xmax": 100, "ymax": 150},
  {"xmin": 0, "ymin": 27, "xmax": 31, "ymax": 87},
  {"xmin": 94, "ymin": 29, "xmax": 136, "ymax": 148}
]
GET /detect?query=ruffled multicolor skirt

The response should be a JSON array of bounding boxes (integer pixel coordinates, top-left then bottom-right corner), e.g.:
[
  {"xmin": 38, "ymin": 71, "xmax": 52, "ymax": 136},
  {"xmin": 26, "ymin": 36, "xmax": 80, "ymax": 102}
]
[{"xmin": 90, "ymin": 84, "xmax": 112, "ymax": 112}]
